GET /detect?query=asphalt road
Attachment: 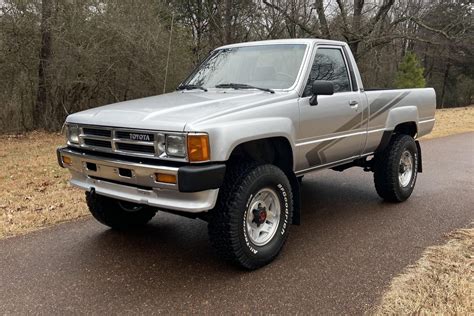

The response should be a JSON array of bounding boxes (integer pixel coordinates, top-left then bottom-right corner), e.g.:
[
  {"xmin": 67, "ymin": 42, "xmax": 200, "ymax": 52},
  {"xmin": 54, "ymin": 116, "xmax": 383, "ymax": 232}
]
[{"xmin": 1, "ymin": 133, "xmax": 473, "ymax": 315}]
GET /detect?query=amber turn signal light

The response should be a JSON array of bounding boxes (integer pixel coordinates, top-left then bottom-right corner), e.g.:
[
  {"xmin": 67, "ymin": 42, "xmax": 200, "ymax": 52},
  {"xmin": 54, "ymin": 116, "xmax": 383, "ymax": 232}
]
[
  {"xmin": 155, "ymin": 173, "xmax": 177, "ymax": 184},
  {"xmin": 187, "ymin": 134, "xmax": 210, "ymax": 162},
  {"xmin": 62, "ymin": 156, "xmax": 72, "ymax": 165}
]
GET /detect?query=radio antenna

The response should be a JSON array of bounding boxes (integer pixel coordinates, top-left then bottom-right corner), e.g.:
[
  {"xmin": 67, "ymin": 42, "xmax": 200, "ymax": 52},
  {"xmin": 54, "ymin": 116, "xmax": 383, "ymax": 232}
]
[{"xmin": 163, "ymin": 13, "xmax": 174, "ymax": 94}]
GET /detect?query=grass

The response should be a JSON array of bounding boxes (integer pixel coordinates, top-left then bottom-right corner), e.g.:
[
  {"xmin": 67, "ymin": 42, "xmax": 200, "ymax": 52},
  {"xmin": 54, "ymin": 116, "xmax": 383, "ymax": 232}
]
[
  {"xmin": 421, "ymin": 106, "xmax": 474, "ymax": 139},
  {"xmin": 0, "ymin": 132, "xmax": 87, "ymax": 239},
  {"xmin": 373, "ymin": 226, "xmax": 474, "ymax": 315}
]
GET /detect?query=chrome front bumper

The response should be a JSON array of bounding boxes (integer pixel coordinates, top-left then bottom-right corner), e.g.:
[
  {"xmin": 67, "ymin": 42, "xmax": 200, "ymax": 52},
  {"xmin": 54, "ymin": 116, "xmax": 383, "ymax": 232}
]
[{"xmin": 57, "ymin": 147, "xmax": 222, "ymax": 213}]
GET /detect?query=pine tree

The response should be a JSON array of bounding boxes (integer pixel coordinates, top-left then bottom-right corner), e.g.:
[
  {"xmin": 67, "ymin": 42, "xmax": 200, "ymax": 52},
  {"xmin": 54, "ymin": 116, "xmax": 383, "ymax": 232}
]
[{"xmin": 394, "ymin": 52, "xmax": 426, "ymax": 89}]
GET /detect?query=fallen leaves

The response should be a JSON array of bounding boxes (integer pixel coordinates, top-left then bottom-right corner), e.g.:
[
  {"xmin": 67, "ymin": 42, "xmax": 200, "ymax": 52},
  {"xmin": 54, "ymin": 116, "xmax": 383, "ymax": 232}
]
[{"xmin": 0, "ymin": 132, "xmax": 88, "ymax": 239}]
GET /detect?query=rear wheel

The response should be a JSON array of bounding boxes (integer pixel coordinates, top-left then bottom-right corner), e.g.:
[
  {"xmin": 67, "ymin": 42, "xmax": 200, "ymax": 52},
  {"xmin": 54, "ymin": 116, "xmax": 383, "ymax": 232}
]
[
  {"xmin": 86, "ymin": 192, "xmax": 157, "ymax": 229},
  {"xmin": 208, "ymin": 163, "xmax": 293, "ymax": 270},
  {"xmin": 374, "ymin": 134, "xmax": 419, "ymax": 202}
]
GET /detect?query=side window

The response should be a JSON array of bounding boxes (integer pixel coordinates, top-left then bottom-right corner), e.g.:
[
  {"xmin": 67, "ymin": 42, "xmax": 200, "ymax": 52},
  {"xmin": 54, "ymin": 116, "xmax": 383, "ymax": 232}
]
[{"xmin": 304, "ymin": 48, "xmax": 351, "ymax": 96}]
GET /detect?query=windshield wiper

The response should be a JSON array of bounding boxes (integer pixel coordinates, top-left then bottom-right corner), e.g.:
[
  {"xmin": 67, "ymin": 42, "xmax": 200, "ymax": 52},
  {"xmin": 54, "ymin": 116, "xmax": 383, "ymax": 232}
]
[
  {"xmin": 215, "ymin": 83, "xmax": 275, "ymax": 94},
  {"xmin": 177, "ymin": 84, "xmax": 208, "ymax": 92}
]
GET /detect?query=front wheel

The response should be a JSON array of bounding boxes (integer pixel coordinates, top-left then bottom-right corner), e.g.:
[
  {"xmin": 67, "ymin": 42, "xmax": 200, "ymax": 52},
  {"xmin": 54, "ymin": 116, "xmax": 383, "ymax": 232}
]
[
  {"xmin": 208, "ymin": 164, "xmax": 293, "ymax": 270},
  {"xmin": 374, "ymin": 134, "xmax": 419, "ymax": 202},
  {"xmin": 86, "ymin": 192, "xmax": 157, "ymax": 229}
]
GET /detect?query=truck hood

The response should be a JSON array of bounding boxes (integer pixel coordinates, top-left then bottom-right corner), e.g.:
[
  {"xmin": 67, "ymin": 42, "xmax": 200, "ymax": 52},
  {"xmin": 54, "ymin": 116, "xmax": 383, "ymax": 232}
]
[{"xmin": 66, "ymin": 90, "xmax": 292, "ymax": 132}]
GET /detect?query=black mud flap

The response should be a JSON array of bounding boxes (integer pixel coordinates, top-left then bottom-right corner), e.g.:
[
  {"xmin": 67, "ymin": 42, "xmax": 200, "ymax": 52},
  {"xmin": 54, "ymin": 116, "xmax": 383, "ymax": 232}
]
[
  {"xmin": 416, "ymin": 140, "xmax": 423, "ymax": 173},
  {"xmin": 286, "ymin": 172, "xmax": 301, "ymax": 225},
  {"xmin": 375, "ymin": 130, "xmax": 393, "ymax": 153}
]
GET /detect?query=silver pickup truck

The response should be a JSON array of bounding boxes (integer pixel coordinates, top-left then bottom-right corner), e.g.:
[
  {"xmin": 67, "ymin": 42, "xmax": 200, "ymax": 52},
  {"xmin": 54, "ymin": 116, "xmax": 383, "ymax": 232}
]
[{"xmin": 57, "ymin": 39, "xmax": 436, "ymax": 269}]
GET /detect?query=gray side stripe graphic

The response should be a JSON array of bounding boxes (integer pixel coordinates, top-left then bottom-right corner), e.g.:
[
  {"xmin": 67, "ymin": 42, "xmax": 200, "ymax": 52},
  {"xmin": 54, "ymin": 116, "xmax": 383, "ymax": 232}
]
[{"xmin": 305, "ymin": 91, "xmax": 410, "ymax": 166}]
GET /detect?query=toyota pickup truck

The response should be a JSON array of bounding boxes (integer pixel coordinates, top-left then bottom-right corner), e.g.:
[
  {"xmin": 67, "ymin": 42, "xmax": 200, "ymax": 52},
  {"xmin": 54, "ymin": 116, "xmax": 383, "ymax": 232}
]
[{"xmin": 57, "ymin": 39, "xmax": 436, "ymax": 269}]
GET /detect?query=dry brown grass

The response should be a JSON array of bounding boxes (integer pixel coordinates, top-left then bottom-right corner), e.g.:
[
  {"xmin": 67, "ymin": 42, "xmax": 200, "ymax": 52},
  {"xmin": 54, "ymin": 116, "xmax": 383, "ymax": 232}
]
[
  {"xmin": 422, "ymin": 106, "xmax": 474, "ymax": 139},
  {"xmin": 0, "ymin": 132, "xmax": 88, "ymax": 239},
  {"xmin": 373, "ymin": 226, "xmax": 474, "ymax": 315}
]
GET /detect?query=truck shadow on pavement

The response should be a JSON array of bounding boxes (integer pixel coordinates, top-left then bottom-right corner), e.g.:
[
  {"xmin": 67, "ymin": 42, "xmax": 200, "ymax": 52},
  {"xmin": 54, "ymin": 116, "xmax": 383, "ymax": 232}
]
[
  {"xmin": 79, "ymin": 169, "xmax": 392, "ymax": 272},
  {"xmin": 62, "ymin": 170, "xmax": 410, "ymax": 312}
]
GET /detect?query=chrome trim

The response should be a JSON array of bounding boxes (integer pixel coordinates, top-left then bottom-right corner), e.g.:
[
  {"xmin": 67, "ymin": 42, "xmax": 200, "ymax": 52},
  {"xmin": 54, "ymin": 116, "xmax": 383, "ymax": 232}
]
[
  {"xmin": 67, "ymin": 124, "xmax": 189, "ymax": 162},
  {"xmin": 112, "ymin": 139, "xmax": 154, "ymax": 146},
  {"xmin": 69, "ymin": 173, "xmax": 219, "ymax": 213},
  {"xmin": 58, "ymin": 147, "xmax": 179, "ymax": 190},
  {"xmin": 79, "ymin": 134, "xmax": 110, "ymax": 141}
]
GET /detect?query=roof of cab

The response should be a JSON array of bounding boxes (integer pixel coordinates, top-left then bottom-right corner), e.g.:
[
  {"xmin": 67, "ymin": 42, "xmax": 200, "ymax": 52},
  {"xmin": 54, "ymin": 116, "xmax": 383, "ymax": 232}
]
[{"xmin": 216, "ymin": 38, "xmax": 347, "ymax": 50}]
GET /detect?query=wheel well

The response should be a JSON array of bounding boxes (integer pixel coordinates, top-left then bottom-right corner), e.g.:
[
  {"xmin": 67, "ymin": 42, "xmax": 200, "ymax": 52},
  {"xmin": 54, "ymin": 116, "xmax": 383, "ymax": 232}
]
[
  {"xmin": 228, "ymin": 137, "xmax": 293, "ymax": 172},
  {"xmin": 375, "ymin": 122, "xmax": 417, "ymax": 154},
  {"xmin": 394, "ymin": 122, "xmax": 417, "ymax": 137},
  {"xmin": 228, "ymin": 137, "xmax": 300, "ymax": 225}
]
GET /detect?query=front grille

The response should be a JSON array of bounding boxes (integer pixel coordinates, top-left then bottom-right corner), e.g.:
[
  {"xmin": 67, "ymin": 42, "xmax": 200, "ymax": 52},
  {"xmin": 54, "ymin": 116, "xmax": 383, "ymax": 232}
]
[
  {"xmin": 83, "ymin": 128, "xmax": 111, "ymax": 138},
  {"xmin": 116, "ymin": 131, "xmax": 155, "ymax": 141},
  {"xmin": 77, "ymin": 125, "xmax": 180, "ymax": 159},
  {"xmin": 84, "ymin": 139, "xmax": 112, "ymax": 148},
  {"xmin": 116, "ymin": 142, "xmax": 155, "ymax": 154}
]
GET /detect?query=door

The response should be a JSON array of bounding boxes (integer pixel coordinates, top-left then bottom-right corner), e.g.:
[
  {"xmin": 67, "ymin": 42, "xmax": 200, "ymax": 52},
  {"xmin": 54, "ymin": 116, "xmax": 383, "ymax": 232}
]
[{"xmin": 296, "ymin": 46, "xmax": 366, "ymax": 172}]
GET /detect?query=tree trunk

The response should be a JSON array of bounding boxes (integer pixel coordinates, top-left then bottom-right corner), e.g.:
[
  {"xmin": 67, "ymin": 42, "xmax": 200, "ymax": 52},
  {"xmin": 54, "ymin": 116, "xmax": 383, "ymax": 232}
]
[
  {"xmin": 351, "ymin": 0, "xmax": 364, "ymax": 60},
  {"xmin": 314, "ymin": 0, "xmax": 330, "ymax": 38},
  {"xmin": 224, "ymin": 0, "xmax": 233, "ymax": 44},
  {"xmin": 440, "ymin": 63, "xmax": 451, "ymax": 109},
  {"xmin": 34, "ymin": 0, "xmax": 53, "ymax": 130},
  {"xmin": 353, "ymin": 0, "xmax": 364, "ymax": 31}
]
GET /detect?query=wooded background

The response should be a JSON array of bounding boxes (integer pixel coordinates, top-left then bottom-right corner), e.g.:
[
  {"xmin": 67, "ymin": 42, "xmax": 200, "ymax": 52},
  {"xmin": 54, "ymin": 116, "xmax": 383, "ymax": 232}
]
[{"xmin": 1, "ymin": 0, "xmax": 472, "ymax": 132}]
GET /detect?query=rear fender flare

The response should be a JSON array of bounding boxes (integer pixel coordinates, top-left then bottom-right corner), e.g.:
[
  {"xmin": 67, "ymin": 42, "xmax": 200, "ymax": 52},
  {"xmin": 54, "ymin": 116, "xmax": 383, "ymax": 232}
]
[{"xmin": 385, "ymin": 106, "xmax": 419, "ymax": 131}]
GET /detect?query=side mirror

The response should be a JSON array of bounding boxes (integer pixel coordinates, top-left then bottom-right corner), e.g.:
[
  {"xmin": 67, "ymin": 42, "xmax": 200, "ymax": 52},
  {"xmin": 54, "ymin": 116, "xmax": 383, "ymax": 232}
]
[{"xmin": 310, "ymin": 80, "xmax": 334, "ymax": 106}]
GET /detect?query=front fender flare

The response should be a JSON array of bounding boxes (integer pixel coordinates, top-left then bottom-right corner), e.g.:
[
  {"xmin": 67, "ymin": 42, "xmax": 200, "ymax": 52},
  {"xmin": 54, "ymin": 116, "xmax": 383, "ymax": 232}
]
[{"xmin": 198, "ymin": 117, "xmax": 297, "ymax": 168}]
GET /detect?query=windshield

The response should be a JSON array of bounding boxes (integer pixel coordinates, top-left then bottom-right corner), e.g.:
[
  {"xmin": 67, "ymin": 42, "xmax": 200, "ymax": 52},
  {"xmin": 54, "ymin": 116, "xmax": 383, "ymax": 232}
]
[{"xmin": 184, "ymin": 44, "xmax": 307, "ymax": 90}]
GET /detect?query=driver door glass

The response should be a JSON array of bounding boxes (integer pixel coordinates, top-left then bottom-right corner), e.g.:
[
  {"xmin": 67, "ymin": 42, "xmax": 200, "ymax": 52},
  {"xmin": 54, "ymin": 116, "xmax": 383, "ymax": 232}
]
[{"xmin": 303, "ymin": 48, "xmax": 351, "ymax": 96}]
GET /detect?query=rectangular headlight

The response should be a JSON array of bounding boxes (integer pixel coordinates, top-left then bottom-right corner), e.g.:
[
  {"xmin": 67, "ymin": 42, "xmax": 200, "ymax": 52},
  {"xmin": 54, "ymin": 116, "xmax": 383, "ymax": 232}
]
[
  {"xmin": 166, "ymin": 135, "xmax": 186, "ymax": 157},
  {"xmin": 66, "ymin": 124, "xmax": 80, "ymax": 144}
]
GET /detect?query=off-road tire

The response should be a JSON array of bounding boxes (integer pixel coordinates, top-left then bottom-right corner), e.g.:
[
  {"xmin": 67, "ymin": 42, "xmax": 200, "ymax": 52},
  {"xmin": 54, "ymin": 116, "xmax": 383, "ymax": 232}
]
[
  {"xmin": 208, "ymin": 163, "xmax": 293, "ymax": 270},
  {"xmin": 86, "ymin": 192, "xmax": 157, "ymax": 229},
  {"xmin": 374, "ymin": 134, "xmax": 418, "ymax": 202}
]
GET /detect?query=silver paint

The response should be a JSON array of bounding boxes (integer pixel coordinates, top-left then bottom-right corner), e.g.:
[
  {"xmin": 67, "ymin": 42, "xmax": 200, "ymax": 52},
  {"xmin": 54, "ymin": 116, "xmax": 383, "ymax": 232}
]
[{"xmin": 62, "ymin": 38, "xmax": 436, "ymax": 213}]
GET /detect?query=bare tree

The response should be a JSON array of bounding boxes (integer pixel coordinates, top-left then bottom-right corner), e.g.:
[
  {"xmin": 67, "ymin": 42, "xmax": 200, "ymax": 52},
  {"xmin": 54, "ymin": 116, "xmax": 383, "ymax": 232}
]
[
  {"xmin": 0, "ymin": 0, "xmax": 472, "ymax": 133},
  {"xmin": 34, "ymin": 0, "xmax": 53, "ymax": 129}
]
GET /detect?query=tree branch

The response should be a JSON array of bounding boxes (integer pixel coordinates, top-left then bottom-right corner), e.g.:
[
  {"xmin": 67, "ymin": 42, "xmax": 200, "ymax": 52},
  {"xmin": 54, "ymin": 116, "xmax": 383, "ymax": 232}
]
[
  {"xmin": 409, "ymin": 17, "xmax": 457, "ymax": 40},
  {"xmin": 262, "ymin": 0, "xmax": 317, "ymax": 36}
]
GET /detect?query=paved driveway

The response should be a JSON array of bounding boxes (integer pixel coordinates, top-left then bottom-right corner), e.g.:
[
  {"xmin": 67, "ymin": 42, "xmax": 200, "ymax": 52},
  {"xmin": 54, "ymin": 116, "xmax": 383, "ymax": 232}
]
[{"xmin": 1, "ymin": 133, "xmax": 473, "ymax": 314}]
